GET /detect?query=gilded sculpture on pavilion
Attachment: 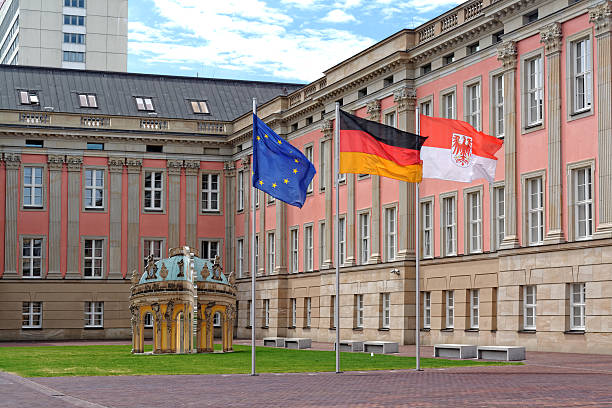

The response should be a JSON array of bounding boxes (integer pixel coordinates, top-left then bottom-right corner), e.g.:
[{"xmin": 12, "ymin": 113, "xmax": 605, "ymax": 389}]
[{"xmin": 129, "ymin": 246, "xmax": 236, "ymax": 354}]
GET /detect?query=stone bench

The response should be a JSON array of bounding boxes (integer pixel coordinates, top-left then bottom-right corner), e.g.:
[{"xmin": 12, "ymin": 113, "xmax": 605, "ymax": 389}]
[
  {"xmin": 334, "ymin": 340, "xmax": 364, "ymax": 352},
  {"xmin": 363, "ymin": 341, "xmax": 399, "ymax": 354},
  {"xmin": 434, "ymin": 344, "xmax": 477, "ymax": 359},
  {"xmin": 263, "ymin": 337, "xmax": 285, "ymax": 347},
  {"xmin": 477, "ymin": 346, "xmax": 526, "ymax": 361},
  {"xmin": 284, "ymin": 338, "xmax": 311, "ymax": 349}
]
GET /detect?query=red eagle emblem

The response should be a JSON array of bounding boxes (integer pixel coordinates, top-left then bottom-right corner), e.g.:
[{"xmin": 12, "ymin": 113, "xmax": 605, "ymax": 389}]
[{"xmin": 451, "ymin": 133, "xmax": 473, "ymax": 168}]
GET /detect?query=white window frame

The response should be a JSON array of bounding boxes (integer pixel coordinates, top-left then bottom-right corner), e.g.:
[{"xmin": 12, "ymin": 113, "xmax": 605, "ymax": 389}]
[
  {"xmin": 382, "ymin": 293, "xmax": 390, "ymax": 329},
  {"xmin": 291, "ymin": 298, "xmax": 297, "ymax": 327},
  {"xmin": 201, "ymin": 240, "xmax": 220, "ymax": 262},
  {"xmin": 440, "ymin": 88, "xmax": 456, "ymax": 119},
  {"xmin": 464, "ymin": 80, "xmax": 481, "ymax": 130},
  {"xmin": 526, "ymin": 176, "xmax": 544, "ymax": 245},
  {"xmin": 523, "ymin": 285, "xmax": 536, "ymax": 330},
  {"xmin": 290, "ymin": 228, "xmax": 299, "ymax": 273},
  {"xmin": 305, "ymin": 297, "xmax": 311, "ymax": 328},
  {"xmin": 143, "ymin": 239, "xmax": 163, "ymax": 266},
  {"xmin": 22, "ymin": 301, "xmax": 42, "ymax": 328},
  {"xmin": 304, "ymin": 224, "xmax": 314, "ymax": 272},
  {"xmin": 135, "ymin": 97, "xmax": 154, "ymax": 112},
  {"xmin": 144, "ymin": 312, "xmax": 153, "ymax": 328},
  {"xmin": 330, "ymin": 295, "xmax": 336, "ymax": 329},
  {"xmin": 263, "ymin": 299, "xmax": 270, "ymax": 327},
  {"xmin": 355, "ymin": 294, "xmax": 364, "ymax": 328},
  {"xmin": 359, "ymin": 212, "xmax": 370, "ymax": 265},
  {"xmin": 492, "ymin": 184, "xmax": 505, "ymax": 251},
  {"xmin": 319, "ymin": 221, "xmax": 326, "ymax": 267},
  {"xmin": 84, "ymin": 301, "xmax": 103, "ymax": 328},
  {"xmin": 254, "ymin": 235, "xmax": 259, "ymax": 274},
  {"xmin": 213, "ymin": 311, "xmax": 221, "ymax": 327},
  {"xmin": 23, "ymin": 166, "xmax": 43, "ymax": 208},
  {"xmin": 384, "ymin": 206, "xmax": 397, "ymax": 262},
  {"xmin": 266, "ymin": 231, "xmax": 275, "ymax": 274},
  {"xmin": 144, "ymin": 170, "xmax": 163, "ymax": 211},
  {"xmin": 83, "ymin": 238, "xmax": 104, "ymax": 278},
  {"xmin": 21, "ymin": 237, "xmax": 43, "ymax": 278},
  {"xmin": 84, "ymin": 169, "xmax": 105, "ymax": 210},
  {"xmin": 201, "ymin": 173, "xmax": 220, "ymax": 212},
  {"xmin": 78, "ymin": 93, "xmax": 97, "ymax": 108},
  {"xmin": 237, "ymin": 170, "xmax": 244, "ymax": 212},
  {"xmin": 305, "ymin": 144, "xmax": 314, "ymax": 193},
  {"xmin": 441, "ymin": 194, "xmax": 457, "ymax": 256},
  {"xmin": 423, "ymin": 292, "xmax": 431, "ymax": 329},
  {"xmin": 445, "ymin": 290, "xmax": 454, "ymax": 329},
  {"xmin": 237, "ymin": 238, "xmax": 244, "ymax": 278},
  {"xmin": 465, "ymin": 189, "xmax": 482, "ymax": 254},
  {"xmin": 571, "ymin": 165, "xmax": 594, "ymax": 241},
  {"xmin": 338, "ymin": 216, "xmax": 346, "ymax": 266},
  {"xmin": 525, "ymin": 55, "xmax": 544, "ymax": 127},
  {"xmin": 319, "ymin": 140, "xmax": 326, "ymax": 191},
  {"xmin": 470, "ymin": 289, "xmax": 479, "ymax": 329},
  {"xmin": 570, "ymin": 283, "xmax": 586, "ymax": 331},
  {"xmin": 492, "ymin": 73, "xmax": 504, "ymax": 138},
  {"xmin": 421, "ymin": 199, "xmax": 434, "ymax": 259},
  {"xmin": 384, "ymin": 111, "xmax": 396, "ymax": 127},
  {"xmin": 571, "ymin": 37, "xmax": 592, "ymax": 114}
]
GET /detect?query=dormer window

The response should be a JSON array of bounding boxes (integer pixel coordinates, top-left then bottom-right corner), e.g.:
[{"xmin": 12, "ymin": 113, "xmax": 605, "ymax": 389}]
[
  {"xmin": 135, "ymin": 97, "xmax": 154, "ymax": 112},
  {"xmin": 79, "ymin": 94, "xmax": 97, "ymax": 108},
  {"xmin": 20, "ymin": 91, "xmax": 39, "ymax": 105},
  {"xmin": 191, "ymin": 100, "xmax": 209, "ymax": 114}
]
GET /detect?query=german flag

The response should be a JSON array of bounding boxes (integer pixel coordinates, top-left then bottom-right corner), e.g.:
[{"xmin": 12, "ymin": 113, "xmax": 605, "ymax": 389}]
[{"xmin": 339, "ymin": 110, "xmax": 427, "ymax": 183}]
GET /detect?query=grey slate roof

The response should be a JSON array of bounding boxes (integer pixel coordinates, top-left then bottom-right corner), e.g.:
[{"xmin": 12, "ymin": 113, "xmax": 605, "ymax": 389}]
[{"xmin": 0, "ymin": 65, "xmax": 303, "ymax": 121}]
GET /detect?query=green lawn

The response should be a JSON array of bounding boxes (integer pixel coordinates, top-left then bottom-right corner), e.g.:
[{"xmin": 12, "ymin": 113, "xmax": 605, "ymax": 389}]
[{"xmin": 0, "ymin": 345, "xmax": 518, "ymax": 377}]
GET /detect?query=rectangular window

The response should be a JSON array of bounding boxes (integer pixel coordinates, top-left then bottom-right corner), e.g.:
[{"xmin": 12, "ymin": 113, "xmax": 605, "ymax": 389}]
[
  {"xmin": 267, "ymin": 232, "xmax": 275, "ymax": 274},
  {"xmin": 493, "ymin": 75, "xmax": 504, "ymax": 137},
  {"xmin": 19, "ymin": 91, "xmax": 39, "ymax": 105},
  {"xmin": 526, "ymin": 56, "xmax": 543, "ymax": 126},
  {"xmin": 83, "ymin": 239, "xmax": 104, "ymax": 278},
  {"xmin": 65, "ymin": 0, "xmax": 85, "ymax": 7},
  {"xmin": 383, "ymin": 75, "xmax": 394, "ymax": 87},
  {"xmin": 442, "ymin": 196, "xmax": 456, "ymax": 256},
  {"xmin": 384, "ymin": 111, "xmax": 396, "ymax": 127},
  {"xmin": 84, "ymin": 169, "xmax": 104, "ymax": 209},
  {"xmin": 247, "ymin": 300, "xmax": 252, "ymax": 327},
  {"xmin": 290, "ymin": 229, "xmax": 299, "ymax": 273},
  {"xmin": 237, "ymin": 170, "xmax": 244, "ymax": 211},
  {"xmin": 213, "ymin": 312, "xmax": 221, "ymax": 327},
  {"xmin": 319, "ymin": 222, "xmax": 326, "ymax": 267},
  {"xmin": 64, "ymin": 33, "xmax": 85, "ymax": 44},
  {"xmin": 572, "ymin": 38, "xmax": 592, "ymax": 113},
  {"xmin": 25, "ymin": 140, "xmax": 44, "ymax": 148},
  {"xmin": 381, "ymin": 293, "xmax": 390, "ymax": 329},
  {"xmin": 254, "ymin": 235, "xmax": 259, "ymax": 273},
  {"xmin": 421, "ymin": 63, "xmax": 431, "ymax": 75},
  {"xmin": 355, "ymin": 294, "xmax": 364, "ymax": 328},
  {"xmin": 190, "ymin": 100, "xmax": 209, "ymax": 114},
  {"xmin": 422, "ymin": 201, "xmax": 433, "ymax": 258},
  {"xmin": 338, "ymin": 217, "xmax": 346, "ymax": 266},
  {"xmin": 201, "ymin": 240, "xmax": 219, "ymax": 262},
  {"xmin": 305, "ymin": 145, "xmax": 314, "ymax": 193},
  {"xmin": 338, "ymin": 171, "xmax": 346, "ymax": 184},
  {"xmin": 319, "ymin": 142, "xmax": 326, "ymax": 192},
  {"xmin": 144, "ymin": 312, "xmax": 153, "ymax": 328},
  {"xmin": 23, "ymin": 167, "xmax": 43, "ymax": 207},
  {"xmin": 78, "ymin": 93, "xmax": 97, "ymax": 108},
  {"xmin": 201, "ymin": 174, "xmax": 220, "ymax": 212},
  {"xmin": 423, "ymin": 292, "xmax": 431, "ymax": 329},
  {"xmin": 445, "ymin": 290, "xmax": 454, "ymax": 328},
  {"xmin": 570, "ymin": 283, "xmax": 586, "ymax": 330},
  {"xmin": 420, "ymin": 101, "xmax": 432, "ymax": 117},
  {"xmin": 63, "ymin": 14, "xmax": 85, "ymax": 25},
  {"xmin": 237, "ymin": 238, "xmax": 244, "ymax": 278},
  {"xmin": 494, "ymin": 186, "xmax": 505, "ymax": 249},
  {"xmin": 527, "ymin": 177, "xmax": 544, "ymax": 245},
  {"xmin": 144, "ymin": 171, "xmax": 163, "ymax": 211},
  {"xmin": 291, "ymin": 298, "xmax": 297, "ymax": 327},
  {"xmin": 135, "ymin": 97, "xmax": 155, "ymax": 112},
  {"xmin": 304, "ymin": 225, "xmax": 313, "ymax": 271},
  {"xmin": 87, "ymin": 143, "xmax": 104, "ymax": 150},
  {"xmin": 330, "ymin": 295, "xmax": 336, "ymax": 329},
  {"xmin": 466, "ymin": 83, "xmax": 481, "ymax": 130},
  {"xmin": 384, "ymin": 207, "xmax": 397, "ymax": 261},
  {"xmin": 468, "ymin": 191, "xmax": 482, "ymax": 253},
  {"xmin": 22, "ymin": 238, "xmax": 43, "ymax": 278},
  {"xmin": 305, "ymin": 297, "xmax": 312, "ymax": 328},
  {"xmin": 573, "ymin": 167, "xmax": 593, "ymax": 240},
  {"xmin": 443, "ymin": 53, "xmax": 454, "ymax": 65},
  {"xmin": 143, "ymin": 239, "xmax": 162, "ymax": 265},
  {"xmin": 470, "ymin": 289, "xmax": 479, "ymax": 329},
  {"xmin": 467, "ymin": 42, "xmax": 479, "ymax": 54},
  {"xmin": 523, "ymin": 285, "xmax": 536, "ymax": 330},
  {"xmin": 358, "ymin": 88, "xmax": 367, "ymax": 98},
  {"xmin": 63, "ymin": 51, "xmax": 85, "ymax": 63},
  {"xmin": 264, "ymin": 299, "xmax": 270, "ymax": 327},
  {"xmin": 22, "ymin": 302, "xmax": 42, "ymax": 328},
  {"xmin": 359, "ymin": 213, "xmax": 370, "ymax": 264},
  {"xmin": 84, "ymin": 301, "xmax": 103, "ymax": 328},
  {"xmin": 442, "ymin": 92, "xmax": 455, "ymax": 119}
]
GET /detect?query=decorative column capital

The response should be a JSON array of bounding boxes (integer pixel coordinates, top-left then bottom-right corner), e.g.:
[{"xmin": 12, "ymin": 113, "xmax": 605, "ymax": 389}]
[
  {"xmin": 184, "ymin": 160, "xmax": 200, "ymax": 176},
  {"xmin": 240, "ymin": 156, "xmax": 250, "ymax": 170},
  {"xmin": 3, "ymin": 153, "xmax": 21, "ymax": 170},
  {"xmin": 393, "ymin": 87, "xmax": 416, "ymax": 112},
  {"xmin": 321, "ymin": 119, "xmax": 334, "ymax": 140},
  {"xmin": 366, "ymin": 100, "xmax": 381, "ymax": 121},
  {"xmin": 223, "ymin": 160, "xmax": 236, "ymax": 176},
  {"xmin": 47, "ymin": 154, "xmax": 65, "ymax": 171},
  {"xmin": 167, "ymin": 159, "xmax": 183, "ymax": 176},
  {"xmin": 589, "ymin": 1, "xmax": 612, "ymax": 36},
  {"xmin": 540, "ymin": 22, "xmax": 563, "ymax": 55},
  {"xmin": 108, "ymin": 157, "xmax": 125, "ymax": 173},
  {"xmin": 497, "ymin": 41, "xmax": 518, "ymax": 70},
  {"xmin": 65, "ymin": 156, "xmax": 82, "ymax": 172},
  {"xmin": 126, "ymin": 158, "xmax": 143, "ymax": 173}
]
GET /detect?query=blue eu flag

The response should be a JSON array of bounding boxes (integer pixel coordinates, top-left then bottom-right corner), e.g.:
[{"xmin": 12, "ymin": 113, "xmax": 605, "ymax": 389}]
[{"xmin": 252, "ymin": 114, "xmax": 316, "ymax": 208}]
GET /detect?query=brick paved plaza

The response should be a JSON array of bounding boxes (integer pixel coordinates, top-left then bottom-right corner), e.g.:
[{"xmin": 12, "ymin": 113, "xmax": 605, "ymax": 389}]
[{"xmin": 1, "ymin": 341, "xmax": 612, "ymax": 407}]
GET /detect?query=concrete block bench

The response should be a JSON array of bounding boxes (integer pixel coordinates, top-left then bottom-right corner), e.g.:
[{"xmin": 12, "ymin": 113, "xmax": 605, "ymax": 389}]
[
  {"xmin": 363, "ymin": 341, "xmax": 399, "ymax": 354},
  {"xmin": 284, "ymin": 338, "xmax": 312, "ymax": 349},
  {"xmin": 477, "ymin": 346, "xmax": 525, "ymax": 361},
  {"xmin": 263, "ymin": 337, "xmax": 285, "ymax": 347},
  {"xmin": 434, "ymin": 344, "xmax": 477, "ymax": 359},
  {"xmin": 334, "ymin": 340, "xmax": 364, "ymax": 352}
]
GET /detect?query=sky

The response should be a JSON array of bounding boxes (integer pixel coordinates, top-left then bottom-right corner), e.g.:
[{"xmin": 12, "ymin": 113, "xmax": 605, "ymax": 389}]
[{"xmin": 127, "ymin": 0, "xmax": 462, "ymax": 84}]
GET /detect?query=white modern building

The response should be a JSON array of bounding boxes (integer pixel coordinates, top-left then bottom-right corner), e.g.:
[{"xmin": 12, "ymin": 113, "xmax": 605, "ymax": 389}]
[{"xmin": 0, "ymin": 0, "xmax": 127, "ymax": 71}]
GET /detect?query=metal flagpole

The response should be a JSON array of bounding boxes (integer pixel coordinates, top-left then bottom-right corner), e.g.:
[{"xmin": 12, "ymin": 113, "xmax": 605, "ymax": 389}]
[
  {"xmin": 251, "ymin": 98, "xmax": 258, "ymax": 376},
  {"xmin": 415, "ymin": 106, "xmax": 422, "ymax": 371},
  {"xmin": 334, "ymin": 102, "xmax": 341, "ymax": 374}
]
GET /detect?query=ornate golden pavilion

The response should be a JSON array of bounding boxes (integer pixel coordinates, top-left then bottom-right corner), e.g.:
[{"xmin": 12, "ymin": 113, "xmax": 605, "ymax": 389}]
[{"xmin": 129, "ymin": 246, "xmax": 236, "ymax": 354}]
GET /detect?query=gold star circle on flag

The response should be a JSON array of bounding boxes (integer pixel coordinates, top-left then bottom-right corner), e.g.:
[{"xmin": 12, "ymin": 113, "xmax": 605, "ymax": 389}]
[
  {"xmin": 272, "ymin": 183, "xmax": 277, "ymax": 188},
  {"xmin": 283, "ymin": 179, "xmax": 289, "ymax": 184},
  {"xmin": 277, "ymin": 140, "xmax": 282, "ymax": 144},
  {"xmin": 294, "ymin": 159, "xmax": 299, "ymax": 163},
  {"xmin": 259, "ymin": 180, "xmax": 264, "ymax": 185},
  {"xmin": 264, "ymin": 134, "xmax": 268, "ymax": 138},
  {"xmin": 257, "ymin": 136, "xmax": 261, "ymax": 141},
  {"xmin": 293, "ymin": 168, "xmax": 298, "ymax": 174}
]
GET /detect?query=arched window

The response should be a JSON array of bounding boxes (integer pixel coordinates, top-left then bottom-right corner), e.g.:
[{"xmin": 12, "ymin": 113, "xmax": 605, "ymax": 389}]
[
  {"xmin": 144, "ymin": 312, "xmax": 153, "ymax": 328},
  {"xmin": 213, "ymin": 311, "xmax": 221, "ymax": 327}
]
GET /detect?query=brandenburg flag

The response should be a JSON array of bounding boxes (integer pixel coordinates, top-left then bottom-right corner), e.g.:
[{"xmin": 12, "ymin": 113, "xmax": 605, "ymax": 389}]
[
  {"xmin": 339, "ymin": 110, "xmax": 427, "ymax": 183},
  {"xmin": 420, "ymin": 115, "xmax": 503, "ymax": 183}
]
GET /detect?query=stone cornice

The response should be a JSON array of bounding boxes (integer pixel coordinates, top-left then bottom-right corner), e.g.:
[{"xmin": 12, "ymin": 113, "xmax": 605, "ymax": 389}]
[
  {"xmin": 497, "ymin": 40, "xmax": 518, "ymax": 71},
  {"xmin": 47, "ymin": 154, "xmax": 65, "ymax": 171},
  {"xmin": 3, "ymin": 152, "xmax": 21, "ymax": 170},
  {"xmin": 108, "ymin": 157, "xmax": 125, "ymax": 173},
  {"xmin": 589, "ymin": 1, "xmax": 612, "ymax": 36},
  {"xmin": 540, "ymin": 22, "xmax": 562, "ymax": 55},
  {"xmin": 366, "ymin": 100, "xmax": 381, "ymax": 121}
]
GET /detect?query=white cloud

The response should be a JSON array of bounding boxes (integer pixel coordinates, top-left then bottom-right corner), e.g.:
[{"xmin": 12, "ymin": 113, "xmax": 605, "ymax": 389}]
[
  {"xmin": 403, "ymin": 0, "xmax": 461, "ymax": 13},
  {"xmin": 321, "ymin": 9, "xmax": 356, "ymax": 23},
  {"xmin": 129, "ymin": 0, "xmax": 374, "ymax": 81},
  {"xmin": 281, "ymin": 0, "xmax": 321, "ymax": 8}
]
